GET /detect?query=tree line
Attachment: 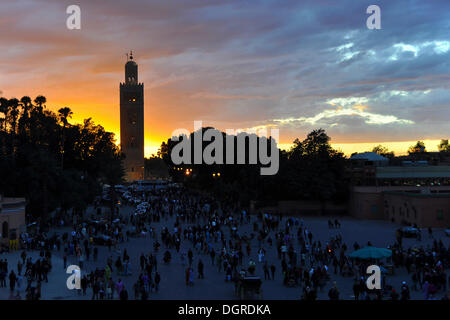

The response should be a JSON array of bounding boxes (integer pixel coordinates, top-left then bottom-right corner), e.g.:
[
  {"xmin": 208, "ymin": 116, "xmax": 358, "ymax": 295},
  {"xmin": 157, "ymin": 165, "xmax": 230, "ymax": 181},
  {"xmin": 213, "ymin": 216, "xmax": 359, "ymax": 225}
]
[
  {"xmin": 0, "ymin": 96, "xmax": 124, "ymax": 228},
  {"xmin": 159, "ymin": 128, "xmax": 349, "ymax": 211},
  {"xmin": 160, "ymin": 130, "xmax": 450, "ymax": 209},
  {"xmin": 368, "ymin": 139, "xmax": 450, "ymax": 158}
]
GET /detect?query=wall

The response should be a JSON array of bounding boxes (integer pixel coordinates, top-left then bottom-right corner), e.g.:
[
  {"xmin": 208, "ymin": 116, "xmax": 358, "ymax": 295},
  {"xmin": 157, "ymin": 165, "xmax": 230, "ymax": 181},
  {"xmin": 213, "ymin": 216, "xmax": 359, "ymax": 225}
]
[
  {"xmin": 383, "ymin": 193, "xmax": 450, "ymax": 228},
  {"xmin": 350, "ymin": 186, "xmax": 450, "ymax": 228},
  {"xmin": 250, "ymin": 200, "xmax": 348, "ymax": 216},
  {"xmin": 0, "ymin": 197, "xmax": 26, "ymax": 244},
  {"xmin": 350, "ymin": 190, "xmax": 385, "ymax": 220}
]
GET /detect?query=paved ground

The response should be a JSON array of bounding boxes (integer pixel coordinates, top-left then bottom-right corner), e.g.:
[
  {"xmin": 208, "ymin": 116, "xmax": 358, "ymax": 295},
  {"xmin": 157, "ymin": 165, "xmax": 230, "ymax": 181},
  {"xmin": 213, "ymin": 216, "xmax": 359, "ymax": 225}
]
[{"xmin": 0, "ymin": 205, "xmax": 448, "ymax": 300}]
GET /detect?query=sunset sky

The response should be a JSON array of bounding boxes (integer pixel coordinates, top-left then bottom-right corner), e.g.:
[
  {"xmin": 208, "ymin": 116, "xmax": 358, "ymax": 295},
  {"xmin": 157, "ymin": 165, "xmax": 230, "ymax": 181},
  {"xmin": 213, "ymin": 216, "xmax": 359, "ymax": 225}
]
[{"xmin": 1, "ymin": 0, "xmax": 449, "ymax": 157}]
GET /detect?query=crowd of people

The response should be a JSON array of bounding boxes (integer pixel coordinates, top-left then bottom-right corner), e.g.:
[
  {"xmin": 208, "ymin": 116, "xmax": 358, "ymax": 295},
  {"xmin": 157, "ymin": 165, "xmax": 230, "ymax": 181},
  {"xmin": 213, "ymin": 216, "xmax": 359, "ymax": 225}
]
[
  {"xmin": 0, "ymin": 185, "xmax": 449, "ymax": 300},
  {"xmin": 0, "ymin": 248, "xmax": 52, "ymax": 300}
]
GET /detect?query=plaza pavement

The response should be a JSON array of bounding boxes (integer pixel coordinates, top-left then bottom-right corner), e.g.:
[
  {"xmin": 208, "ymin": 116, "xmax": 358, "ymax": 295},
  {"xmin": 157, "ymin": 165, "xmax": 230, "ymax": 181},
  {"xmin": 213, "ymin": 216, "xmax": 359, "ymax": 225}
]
[{"xmin": 0, "ymin": 205, "xmax": 448, "ymax": 300}]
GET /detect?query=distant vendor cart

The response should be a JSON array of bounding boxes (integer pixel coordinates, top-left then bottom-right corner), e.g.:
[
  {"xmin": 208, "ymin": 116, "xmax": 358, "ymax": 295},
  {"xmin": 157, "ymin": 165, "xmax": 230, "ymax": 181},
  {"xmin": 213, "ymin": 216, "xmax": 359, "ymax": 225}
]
[
  {"xmin": 26, "ymin": 222, "xmax": 38, "ymax": 234},
  {"xmin": 92, "ymin": 234, "xmax": 116, "ymax": 246},
  {"xmin": 235, "ymin": 274, "xmax": 262, "ymax": 300}
]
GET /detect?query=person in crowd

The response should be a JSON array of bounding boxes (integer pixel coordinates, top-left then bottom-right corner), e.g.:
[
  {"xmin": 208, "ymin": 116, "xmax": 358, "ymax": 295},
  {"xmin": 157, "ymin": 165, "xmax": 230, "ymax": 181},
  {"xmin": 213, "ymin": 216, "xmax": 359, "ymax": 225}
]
[{"xmin": 4, "ymin": 185, "xmax": 449, "ymax": 301}]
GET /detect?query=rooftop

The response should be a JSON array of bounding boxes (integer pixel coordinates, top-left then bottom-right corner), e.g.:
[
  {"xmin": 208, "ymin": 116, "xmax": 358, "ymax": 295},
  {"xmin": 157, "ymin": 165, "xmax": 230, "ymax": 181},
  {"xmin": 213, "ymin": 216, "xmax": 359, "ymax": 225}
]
[
  {"xmin": 0, "ymin": 197, "xmax": 26, "ymax": 211},
  {"xmin": 350, "ymin": 152, "xmax": 389, "ymax": 162}
]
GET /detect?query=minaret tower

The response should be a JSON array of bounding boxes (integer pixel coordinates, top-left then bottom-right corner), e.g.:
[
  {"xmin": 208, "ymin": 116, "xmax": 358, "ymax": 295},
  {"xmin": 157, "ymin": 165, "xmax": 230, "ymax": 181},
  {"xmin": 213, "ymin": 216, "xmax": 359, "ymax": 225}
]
[{"xmin": 120, "ymin": 51, "xmax": 144, "ymax": 181}]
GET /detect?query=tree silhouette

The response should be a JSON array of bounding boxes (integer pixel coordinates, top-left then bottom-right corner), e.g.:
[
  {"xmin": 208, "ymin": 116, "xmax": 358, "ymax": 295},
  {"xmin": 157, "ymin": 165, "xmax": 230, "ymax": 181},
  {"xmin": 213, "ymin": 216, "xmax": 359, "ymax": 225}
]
[
  {"xmin": 0, "ymin": 95, "xmax": 124, "ymax": 228},
  {"xmin": 438, "ymin": 139, "xmax": 450, "ymax": 153},
  {"xmin": 371, "ymin": 144, "xmax": 394, "ymax": 158},
  {"xmin": 408, "ymin": 141, "xmax": 426, "ymax": 154},
  {"xmin": 160, "ymin": 127, "xmax": 348, "ymax": 208},
  {"xmin": 58, "ymin": 107, "xmax": 73, "ymax": 169}
]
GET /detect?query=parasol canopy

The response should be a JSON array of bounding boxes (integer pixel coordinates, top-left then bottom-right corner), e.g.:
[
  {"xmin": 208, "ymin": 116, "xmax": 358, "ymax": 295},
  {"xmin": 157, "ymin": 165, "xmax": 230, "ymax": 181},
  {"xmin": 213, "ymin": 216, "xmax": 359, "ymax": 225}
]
[{"xmin": 349, "ymin": 246, "xmax": 392, "ymax": 259}]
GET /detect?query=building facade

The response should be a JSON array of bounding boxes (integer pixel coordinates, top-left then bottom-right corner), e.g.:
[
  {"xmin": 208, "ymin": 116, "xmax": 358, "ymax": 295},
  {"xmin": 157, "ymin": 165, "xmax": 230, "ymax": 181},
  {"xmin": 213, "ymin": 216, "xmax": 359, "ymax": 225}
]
[
  {"xmin": 0, "ymin": 195, "xmax": 26, "ymax": 247},
  {"xmin": 350, "ymin": 163, "xmax": 450, "ymax": 228},
  {"xmin": 384, "ymin": 191, "xmax": 450, "ymax": 228},
  {"xmin": 120, "ymin": 52, "xmax": 145, "ymax": 181}
]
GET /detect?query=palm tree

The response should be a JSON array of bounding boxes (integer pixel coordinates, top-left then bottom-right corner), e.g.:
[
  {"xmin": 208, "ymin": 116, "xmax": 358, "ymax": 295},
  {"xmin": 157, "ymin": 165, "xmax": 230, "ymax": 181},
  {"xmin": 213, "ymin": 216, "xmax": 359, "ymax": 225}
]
[
  {"xmin": 29, "ymin": 95, "xmax": 47, "ymax": 146},
  {"xmin": 34, "ymin": 95, "xmax": 46, "ymax": 114},
  {"xmin": 0, "ymin": 97, "xmax": 9, "ymax": 156},
  {"xmin": 8, "ymin": 98, "xmax": 19, "ymax": 135},
  {"xmin": 58, "ymin": 107, "xmax": 73, "ymax": 127},
  {"xmin": 6, "ymin": 98, "xmax": 19, "ymax": 156},
  {"xmin": 18, "ymin": 96, "xmax": 33, "ymax": 138},
  {"xmin": 20, "ymin": 96, "xmax": 32, "ymax": 117},
  {"xmin": 58, "ymin": 107, "xmax": 73, "ymax": 169},
  {"xmin": 0, "ymin": 97, "xmax": 8, "ymax": 132}
]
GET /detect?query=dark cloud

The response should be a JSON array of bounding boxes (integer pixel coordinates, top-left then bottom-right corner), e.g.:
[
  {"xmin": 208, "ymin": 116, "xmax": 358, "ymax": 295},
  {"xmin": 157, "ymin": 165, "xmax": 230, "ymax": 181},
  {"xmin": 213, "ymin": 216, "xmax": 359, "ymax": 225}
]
[{"xmin": 0, "ymin": 0, "xmax": 449, "ymax": 148}]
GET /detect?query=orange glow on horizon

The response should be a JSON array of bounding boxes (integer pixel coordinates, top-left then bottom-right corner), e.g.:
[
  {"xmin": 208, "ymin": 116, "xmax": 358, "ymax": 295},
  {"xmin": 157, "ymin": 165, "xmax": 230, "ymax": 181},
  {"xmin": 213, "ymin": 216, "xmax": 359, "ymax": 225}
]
[
  {"xmin": 2, "ymin": 68, "xmax": 444, "ymax": 159},
  {"xmin": 277, "ymin": 140, "xmax": 442, "ymax": 157},
  {"xmin": 4, "ymin": 94, "xmax": 444, "ymax": 159},
  {"xmin": 1, "ymin": 92, "xmax": 443, "ymax": 159}
]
